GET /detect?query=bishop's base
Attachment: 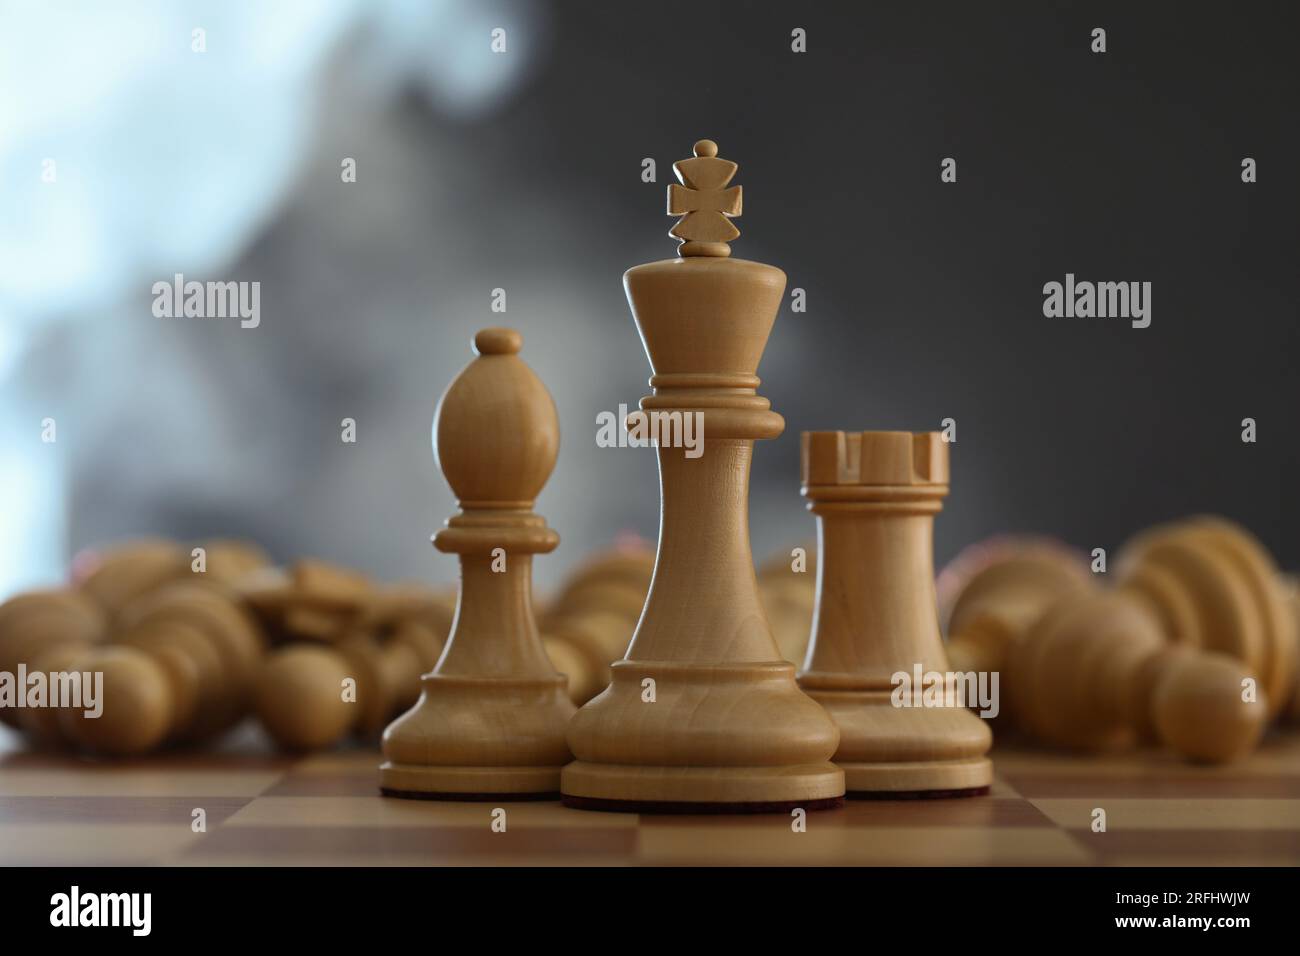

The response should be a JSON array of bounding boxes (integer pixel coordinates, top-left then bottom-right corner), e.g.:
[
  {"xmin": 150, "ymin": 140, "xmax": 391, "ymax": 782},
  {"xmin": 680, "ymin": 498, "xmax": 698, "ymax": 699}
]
[
  {"xmin": 379, "ymin": 761, "xmax": 563, "ymax": 799},
  {"xmin": 839, "ymin": 757, "xmax": 993, "ymax": 798},
  {"xmin": 559, "ymin": 760, "xmax": 845, "ymax": 813}
]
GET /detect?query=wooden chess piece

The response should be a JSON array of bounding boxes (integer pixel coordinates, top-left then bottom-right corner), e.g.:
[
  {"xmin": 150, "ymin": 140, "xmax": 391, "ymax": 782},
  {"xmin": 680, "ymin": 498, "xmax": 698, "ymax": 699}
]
[
  {"xmin": 1010, "ymin": 592, "xmax": 1266, "ymax": 763},
  {"xmin": 943, "ymin": 528, "xmax": 1273, "ymax": 763},
  {"xmin": 541, "ymin": 545, "xmax": 653, "ymax": 703},
  {"xmin": 57, "ymin": 645, "xmax": 177, "ymax": 756},
  {"xmin": 255, "ymin": 584, "xmax": 448, "ymax": 752},
  {"xmin": 201, "ymin": 539, "xmax": 271, "ymax": 586},
  {"xmin": 255, "ymin": 636, "xmax": 424, "ymax": 751},
  {"xmin": 241, "ymin": 559, "xmax": 375, "ymax": 644},
  {"xmin": 115, "ymin": 581, "xmax": 266, "ymax": 741},
  {"xmin": 43, "ymin": 580, "xmax": 268, "ymax": 756},
  {"xmin": 756, "ymin": 542, "xmax": 817, "ymax": 665},
  {"xmin": 1117, "ymin": 516, "xmax": 1296, "ymax": 721},
  {"xmin": 1284, "ymin": 576, "xmax": 1300, "ymax": 721},
  {"xmin": 943, "ymin": 538, "xmax": 1093, "ymax": 706},
  {"xmin": 0, "ymin": 590, "xmax": 106, "ymax": 728},
  {"xmin": 799, "ymin": 431, "xmax": 993, "ymax": 796},
  {"xmin": 561, "ymin": 141, "xmax": 843, "ymax": 812},
  {"xmin": 74, "ymin": 538, "xmax": 190, "ymax": 621},
  {"xmin": 380, "ymin": 328, "xmax": 575, "ymax": 798}
]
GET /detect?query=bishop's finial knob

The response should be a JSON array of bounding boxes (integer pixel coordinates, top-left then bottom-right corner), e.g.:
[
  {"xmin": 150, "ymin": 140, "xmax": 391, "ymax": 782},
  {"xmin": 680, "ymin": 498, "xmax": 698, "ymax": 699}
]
[
  {"xmin": 434, "ymin": 328, "xmax": 559, "ymax": 508},
  {"xmin": 667, "ymin": 138, "xmax": 743, "ymax": 258},
  {"xmin": 473, "ymin": 327, "xmax": 522, "ymax": 356}
]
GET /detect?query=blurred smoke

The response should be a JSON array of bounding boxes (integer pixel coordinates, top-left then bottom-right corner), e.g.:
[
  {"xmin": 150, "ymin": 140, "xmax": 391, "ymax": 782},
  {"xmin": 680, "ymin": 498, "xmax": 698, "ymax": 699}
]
[{"xmin": 0, "ymin": 0, "xmax": 544, "ymax": 594}]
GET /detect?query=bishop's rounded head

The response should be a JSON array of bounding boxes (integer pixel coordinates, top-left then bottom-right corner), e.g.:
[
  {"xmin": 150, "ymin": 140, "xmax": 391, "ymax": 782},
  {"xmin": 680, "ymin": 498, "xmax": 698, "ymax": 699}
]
[{"xmin": 433, "ymin": 328, "xmax": 559, "ymax": 508}]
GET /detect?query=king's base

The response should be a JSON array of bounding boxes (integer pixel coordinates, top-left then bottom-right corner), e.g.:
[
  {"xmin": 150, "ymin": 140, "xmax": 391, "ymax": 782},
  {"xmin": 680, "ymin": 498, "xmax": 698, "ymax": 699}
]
[
  {"xmin": 560, "ymin": 760, "xmax": 845, "ymax": 813},
  {"xmin": 379, "ymin": 761, "xmax": 563, "ymax": 799},
  {"xmin": 839, "ymin": 756, "xmax": 993, "ymax": 798},
  {"xmin": 562, "ymin": 794, "xmax": 844, "ymax": 814}
]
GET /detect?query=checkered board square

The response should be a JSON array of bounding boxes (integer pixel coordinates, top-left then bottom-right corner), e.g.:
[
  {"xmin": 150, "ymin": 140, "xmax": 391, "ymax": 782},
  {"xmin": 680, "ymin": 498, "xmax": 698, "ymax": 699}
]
[{"xmin": 2, "ymin": 727, "xmax": 1297, "ymax": 866}]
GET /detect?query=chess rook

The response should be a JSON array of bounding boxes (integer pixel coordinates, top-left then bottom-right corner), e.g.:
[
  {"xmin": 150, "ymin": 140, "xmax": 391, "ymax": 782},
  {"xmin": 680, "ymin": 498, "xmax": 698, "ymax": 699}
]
[
  {"xmin": 561, "ymin": 140, "xmax": 844, "ymax": 812},
  {"xmin": 380, "ymin": 328, "xmax": 575, "ymax": 798},
  {"xmin": 799, "ymin": 431, "xmax": 993, "ymax": 796}
]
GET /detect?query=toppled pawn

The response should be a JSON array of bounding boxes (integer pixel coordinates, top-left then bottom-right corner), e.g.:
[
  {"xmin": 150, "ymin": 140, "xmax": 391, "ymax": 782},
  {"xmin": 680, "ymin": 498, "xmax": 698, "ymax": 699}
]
[
  {"xmin": 1010, "ymin": 592, "xmax": 1267, "ymax": 763},
  {"xmin": 52, "ymin": 581, "xmax": 267, "ymax": 757},
  {"xmin": 73, "ymin": 538, "xmax": 191, "ymax": 623},
  {"xmin": 0, "ymin": 590, "xmax": 107, "ymax": 730},
  {"xmin": 945, "ymin": 543, "xmax": 1269, "ymax": 764},
  {"xmin": 255, "ymin": 628, "xmax": 439, "ymax": 752},
  {"xmin": 540, "ymin": 542, "xmax": 653, "ymax": 704}
]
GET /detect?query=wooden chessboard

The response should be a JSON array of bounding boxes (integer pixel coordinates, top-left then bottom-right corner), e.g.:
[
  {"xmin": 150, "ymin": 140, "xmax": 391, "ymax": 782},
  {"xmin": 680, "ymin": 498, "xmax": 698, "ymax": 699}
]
[{"xmin": 2, "ymin": 724, "xmax": 1297, "ymax": 867}]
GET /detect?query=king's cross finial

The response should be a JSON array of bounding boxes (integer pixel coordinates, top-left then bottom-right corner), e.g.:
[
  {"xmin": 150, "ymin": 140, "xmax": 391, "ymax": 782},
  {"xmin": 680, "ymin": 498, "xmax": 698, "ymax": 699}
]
[{"xmin": 667, "ymin": 139, "xmax": 742, "ymax": 258}]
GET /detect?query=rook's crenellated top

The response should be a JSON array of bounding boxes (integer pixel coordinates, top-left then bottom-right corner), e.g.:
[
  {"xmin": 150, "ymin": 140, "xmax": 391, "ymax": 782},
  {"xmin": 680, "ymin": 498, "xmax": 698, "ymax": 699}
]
[{"xmin": 802, "ymin": 432, "xmax": 949, "ymax": 488}]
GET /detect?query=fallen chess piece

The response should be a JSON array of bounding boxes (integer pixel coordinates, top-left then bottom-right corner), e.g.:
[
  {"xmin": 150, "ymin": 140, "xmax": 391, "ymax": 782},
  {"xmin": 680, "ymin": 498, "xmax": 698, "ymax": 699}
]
[
  {"xmin": 540, "ymin": 543, "xmax": 653, "ymax": 703},
  {"xmin": 241, "ymin": 559, "xmax": 375, "ymax": 644},
  {"xmin": 1286, "ymin": 576, "xmax": 1300, "ymax": 721},
  {"xmin": 253, "ymin": 583, "xmax": 450, "ymax": 751},
  {"xmin": 0, "ymin": 589, "xmax": 108, "ymax": 733},
  {"xmin": 756, "ymin": 542, "xmax": 816, "ymax": 666},
  {"xmin": 60, "ymin": 580, "xmax": 267, "ymax": 756},
  {"xmin": 1118, "ymin": 517, "xmax": 1295, "ymax": 721},
  {"xmin": 942, "ymin": 516, "xmax": 1293, "ymax": 764},
  {"xmin": 72, "ymin": 538, "xmax": 192, "ymax": 623},
  {"xmin": 255, "ymin": 637, "xmax": 421, "ymax": 751}
]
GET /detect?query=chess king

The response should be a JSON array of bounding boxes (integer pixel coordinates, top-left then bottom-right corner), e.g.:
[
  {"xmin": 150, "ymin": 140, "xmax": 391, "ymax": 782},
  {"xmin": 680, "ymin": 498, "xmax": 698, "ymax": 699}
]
[{"xmin": 561, "ymin": 140, "xmax": 845, "ymax": 812}]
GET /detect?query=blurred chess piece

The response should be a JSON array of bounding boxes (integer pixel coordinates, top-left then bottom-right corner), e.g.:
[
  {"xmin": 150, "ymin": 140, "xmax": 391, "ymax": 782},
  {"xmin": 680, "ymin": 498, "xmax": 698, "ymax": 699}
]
[
  {"xmin": 942, "ymin": 516, "xmax": 1292, "ymax": 763},
  {"xmin": 241, "ymin": 559, "xmax": 375, "ymax": 644},
  {"xmin": 2, "ymin": 534, "xmax": 466, "ymax": 756},
  {"xmin": 540, "ymin": 537, "xmax": 653, "ymax": 704},
  {"xmin": 0, "ymin": 539, "xmax": 273, "ymax": 756},
  {"xmin": 73, "ymin": 538, "xmax": 191, "ymax": 623},
  {"xmin": 756, "ymin": 542, "xmax": 817, "ymax": 665},
  {"xmin": 1285, "ymin": 576, "xmax": 1300, "ymax": 721},
  {"xmin": 254, "ymin": 583, "xmax": 452, "ymax": 751},
  {"xmin": 0, "ymin": 590, "xmax": 108, "ymax": 735},
  {"xmin": 1116, "ymin": 516, "xmax": 1295, "ymax": 722}
]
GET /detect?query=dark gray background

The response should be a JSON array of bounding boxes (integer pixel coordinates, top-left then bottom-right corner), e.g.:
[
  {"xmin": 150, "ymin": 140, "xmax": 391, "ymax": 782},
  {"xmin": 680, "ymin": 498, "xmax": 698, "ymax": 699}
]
[{"xmin": 19, "ymin": 0, "xmax": 1296, "ymax": 589}]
